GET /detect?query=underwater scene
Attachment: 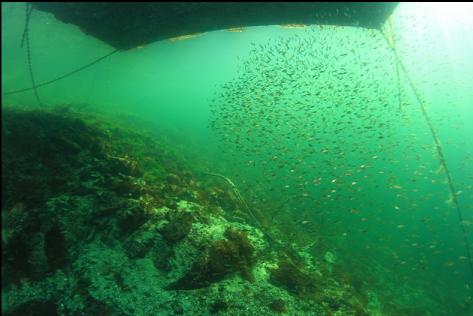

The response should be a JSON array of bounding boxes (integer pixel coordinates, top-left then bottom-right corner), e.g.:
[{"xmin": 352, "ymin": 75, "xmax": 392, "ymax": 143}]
[{"xmin": 2, "ymin": 2, "xmax": 473, "ymax": 315}]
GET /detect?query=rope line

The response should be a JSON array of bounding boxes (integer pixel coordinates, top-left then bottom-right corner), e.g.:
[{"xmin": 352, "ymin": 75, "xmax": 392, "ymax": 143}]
[
  {"xmin": 22, "ymin": 3, "xmax": 42, "ymax": 106},
  {"xmin": 380, "ymin": 27, "xmax": 473, "ymax": 285},
  {"xmin": 3, "ymin": 49, "xmax": 119, "ymax": 96},
  {"xmin": 20, "ymin": 3, "xmax": 33, "ymax": 48},
  {"xmin": 387, "ymin": 18, "xmax": 402, "ymax": 111}
]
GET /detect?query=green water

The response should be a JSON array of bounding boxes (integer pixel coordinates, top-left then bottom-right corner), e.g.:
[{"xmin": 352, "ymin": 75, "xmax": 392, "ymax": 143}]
[{"xmin": 2, "ymin": 2, "xmax": 473, "ymax": 315}]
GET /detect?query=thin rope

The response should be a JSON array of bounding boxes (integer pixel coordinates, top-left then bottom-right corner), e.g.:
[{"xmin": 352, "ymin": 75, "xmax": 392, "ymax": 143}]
[
  {"xmin": 3, "ymin": 49, "xmax": 119, "ymax": 96},
  {"xmin": 387, "ymin": 18, "xmax": 402, "ymax": 111},
  {"xmin": 204, "ymin": 172, "xmax": 283, "ymax": 245},
  {"xmin": 380, "ymin": 28, "xmax": 473, "ymax": 285},
  {"xmin": 22, "ymin": 3, "xmax": 42, "ymax": 106},
  {"xmin": 20, "ymin": 3, "xmax": 33, "ymax": 48},
  {"xmin": 205, "ymin": 172, "xmax": 261, "ymax": 228}
]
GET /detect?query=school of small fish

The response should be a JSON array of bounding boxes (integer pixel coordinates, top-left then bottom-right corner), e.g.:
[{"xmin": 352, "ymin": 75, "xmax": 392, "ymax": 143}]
[{"xmin": 208, "ymin": 19, "xmax": 473, "ymax": 294}]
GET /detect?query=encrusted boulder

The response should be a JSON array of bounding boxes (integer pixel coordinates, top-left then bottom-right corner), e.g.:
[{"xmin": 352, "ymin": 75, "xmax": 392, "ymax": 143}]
[{"xmin": 165, "ymin": 227, "xmax": 257, "ymax": 290}]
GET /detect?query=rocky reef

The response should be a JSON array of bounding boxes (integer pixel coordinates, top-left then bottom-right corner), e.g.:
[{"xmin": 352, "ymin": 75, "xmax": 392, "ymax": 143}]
[{"xmin": 2, "ymin": 106, "xmax": 379, "ymax": 315}]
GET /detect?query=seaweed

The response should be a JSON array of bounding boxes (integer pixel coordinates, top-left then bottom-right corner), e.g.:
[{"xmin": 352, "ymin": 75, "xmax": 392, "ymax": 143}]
[
  {"xmin": 268, "ymin": 298, "xmax": 288, "ymax": 313},
  {"xmin": 269, "ymin": 256, "xmax": 318, "ymax": 297},
  {"xmin": 166, "ymin": 227, "xmax": 256, "ymax": 290},
  {"xmin": 160, "ymin": 209, "xmax": 194, "ymax": 243}
]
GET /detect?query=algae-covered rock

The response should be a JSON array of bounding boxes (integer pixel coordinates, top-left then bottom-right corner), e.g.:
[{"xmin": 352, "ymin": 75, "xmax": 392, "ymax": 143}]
[
  {"xmin": 2, "ymin": 107, "xmax": 382, "ymax": 315},
  {"xmin": 124, "ymin": 228, "xmax": 160, "ymax": 259},
  {"xmin": 269, "ymin": 256, "xmax": 319, "ymax": 297},
  {"xmin": 160, "ymin": 209, "xmax": 194, "ymax": 243},
  {"xmin": 165, "ymin": 226, "xmax": 257, "ymax": 290},
  {"xmin": 268, "ymin": 298, "xmax": 288, "ymax": 314}
]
